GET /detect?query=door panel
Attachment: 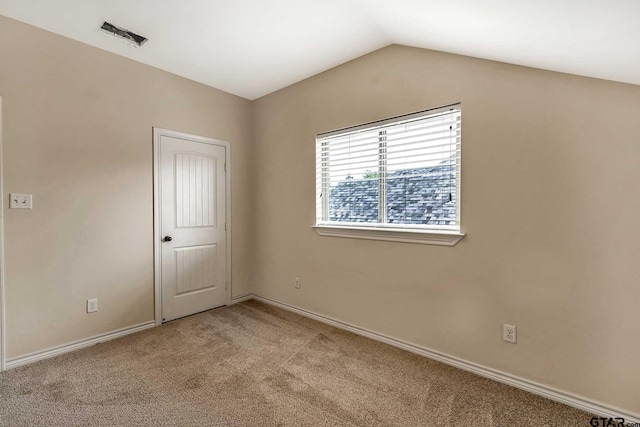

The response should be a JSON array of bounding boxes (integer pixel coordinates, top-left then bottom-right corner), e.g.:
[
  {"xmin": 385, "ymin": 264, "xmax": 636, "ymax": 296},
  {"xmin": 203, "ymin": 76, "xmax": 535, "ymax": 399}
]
[
  {"xmin": 175, "ymin": 153, "xmax": 217, "ymax": 228},
  {"xmin": 160, "ymin": 134, "xmax": 227, "ymax": 322},
  {"xmin": 175, "ymin": 244, "xmax": 218, "ymax": 295}
]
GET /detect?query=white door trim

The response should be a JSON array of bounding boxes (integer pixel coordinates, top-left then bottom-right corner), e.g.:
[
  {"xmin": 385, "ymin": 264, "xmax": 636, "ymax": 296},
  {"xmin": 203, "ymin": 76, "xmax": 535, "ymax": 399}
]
[
  {"xmin": 153, "ymin": 127, "xmax": 231, "ymax": 326},
  {"xmin": 0, "ymin": 97, "xmax": 5, "ymax": 371}
]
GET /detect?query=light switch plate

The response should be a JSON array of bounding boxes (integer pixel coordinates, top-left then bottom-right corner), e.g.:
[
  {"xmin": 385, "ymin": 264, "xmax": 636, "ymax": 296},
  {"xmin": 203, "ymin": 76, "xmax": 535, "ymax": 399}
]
[{"xmin": 10, "ymin": 193, "xmax": 32, "ymax": 209}]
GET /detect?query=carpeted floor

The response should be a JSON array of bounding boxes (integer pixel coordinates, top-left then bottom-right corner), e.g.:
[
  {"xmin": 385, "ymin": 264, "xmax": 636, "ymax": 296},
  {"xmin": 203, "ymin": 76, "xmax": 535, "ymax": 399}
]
[{"xmin": 0, "ymin": 300, "xmax": 594, "ymax": 426}]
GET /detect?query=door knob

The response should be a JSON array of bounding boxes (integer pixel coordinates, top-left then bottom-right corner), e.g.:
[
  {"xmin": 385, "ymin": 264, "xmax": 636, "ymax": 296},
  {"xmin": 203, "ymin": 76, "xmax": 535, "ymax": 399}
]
[{"xmin": 163, "ymin": 236, "xmax": 173, "ymax": 242}]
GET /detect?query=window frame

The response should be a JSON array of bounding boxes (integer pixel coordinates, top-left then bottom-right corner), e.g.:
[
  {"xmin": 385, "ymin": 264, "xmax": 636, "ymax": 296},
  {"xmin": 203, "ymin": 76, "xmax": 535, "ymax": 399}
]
[{"xmin": 313, "ymin": 104, "xmax": 465, "ymax": 246}]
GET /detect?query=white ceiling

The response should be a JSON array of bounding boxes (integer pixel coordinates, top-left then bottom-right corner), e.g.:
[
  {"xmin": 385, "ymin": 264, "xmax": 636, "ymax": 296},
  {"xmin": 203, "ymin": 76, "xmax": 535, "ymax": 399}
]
[{"xmin": 1, "ymin": 0, "xmax": 638, "ymax": 100}]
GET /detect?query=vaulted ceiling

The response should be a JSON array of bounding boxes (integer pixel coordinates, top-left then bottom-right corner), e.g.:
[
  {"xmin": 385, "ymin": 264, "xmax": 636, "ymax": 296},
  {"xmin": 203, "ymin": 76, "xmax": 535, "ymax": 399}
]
[{"xmin": 1, "ymin": 0, "xmax": 638, "ymax": 100}]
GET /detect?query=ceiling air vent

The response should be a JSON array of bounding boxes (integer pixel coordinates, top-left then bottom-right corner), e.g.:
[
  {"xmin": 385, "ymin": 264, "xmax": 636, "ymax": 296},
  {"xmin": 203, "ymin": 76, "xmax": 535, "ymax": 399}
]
[{"xmin": 99, "ymin": 21, "xmax": 148, "ymax": 47}]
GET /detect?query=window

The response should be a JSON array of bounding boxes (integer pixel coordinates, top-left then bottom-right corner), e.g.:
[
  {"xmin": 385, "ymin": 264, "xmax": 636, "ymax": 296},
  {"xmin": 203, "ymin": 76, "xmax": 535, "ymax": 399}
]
[{"xmin": 314, "ymin": 104, "xmax": 464, "ymax": 245}]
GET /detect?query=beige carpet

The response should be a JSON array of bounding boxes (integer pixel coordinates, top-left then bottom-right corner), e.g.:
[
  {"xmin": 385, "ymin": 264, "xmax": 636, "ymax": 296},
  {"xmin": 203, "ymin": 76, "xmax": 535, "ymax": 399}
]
[{"xmin": 0, "ymin": 300, "xmax": 593, "ymax": 426}]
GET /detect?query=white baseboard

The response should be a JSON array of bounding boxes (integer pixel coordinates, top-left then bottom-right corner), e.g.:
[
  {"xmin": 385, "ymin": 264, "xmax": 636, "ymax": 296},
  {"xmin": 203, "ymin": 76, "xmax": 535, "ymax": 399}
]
[
  {"xmin": 4, "ymin": 294, "xmax": 252, "ymax": 370},
  {"xmin": 230, "ymin": 293, "xmax": 253, "ymax": 304},
  {"xmin": 251, "ymin": 294, "xmax": 640, "ymax": 425},
  {"xmin": 2, "ymin": 295, "xmax": 637, "ymax": 424},
  {"xmin": 3, "ymin": 321, "xmax": 155, "ymax": 370}
]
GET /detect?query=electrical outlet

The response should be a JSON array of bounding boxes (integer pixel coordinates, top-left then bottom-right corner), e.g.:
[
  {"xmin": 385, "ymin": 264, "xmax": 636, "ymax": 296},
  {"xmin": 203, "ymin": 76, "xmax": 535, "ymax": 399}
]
[
  {"xmin": 10, "ymin": 193, "xmax": 32, "ymax": 209},
  {"xmin": 87, "ymin": 298, "xmax": 98, "ymax": 313},
  {"xmin": 503, "ymin": 324, "xmax": 517, "ymax": 343},
  {"xmin": 294, "ymin": 277, "xmax": 301, "ymax": 289}
]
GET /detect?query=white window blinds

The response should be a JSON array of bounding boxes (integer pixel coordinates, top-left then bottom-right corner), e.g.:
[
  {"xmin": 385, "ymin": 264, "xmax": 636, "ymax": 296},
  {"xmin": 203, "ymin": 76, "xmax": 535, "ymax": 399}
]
[{"xmin": 316, "ymin": 104, "xmax": 461, "ymax": 231}]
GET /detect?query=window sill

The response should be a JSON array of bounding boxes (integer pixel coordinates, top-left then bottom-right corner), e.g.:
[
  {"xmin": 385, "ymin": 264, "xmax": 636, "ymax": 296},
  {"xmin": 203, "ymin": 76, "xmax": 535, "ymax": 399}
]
[{"xmin": 312, "ymin": 225, "xmax": 465, "ymax": 246}]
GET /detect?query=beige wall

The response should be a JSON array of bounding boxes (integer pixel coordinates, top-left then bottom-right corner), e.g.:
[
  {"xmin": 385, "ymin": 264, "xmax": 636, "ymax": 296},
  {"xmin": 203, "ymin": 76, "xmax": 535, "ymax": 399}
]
[
  {"xmin": 0, "ymin": 16, "xmax": 253, "ymax": 358},
  {"xmin": 252, "ymin": 45, "xmax": 640, "ymax": 414}
]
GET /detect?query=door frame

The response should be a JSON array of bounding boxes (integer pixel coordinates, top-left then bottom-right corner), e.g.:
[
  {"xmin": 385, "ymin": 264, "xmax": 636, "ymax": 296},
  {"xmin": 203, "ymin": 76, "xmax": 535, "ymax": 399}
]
[
  {"xmin": 0, "ymin": 97, "xmax": 5, "ymax": 371},
  {"xmin": 152, "ymin": 127, "xmax": 231, "ymax": 326}
]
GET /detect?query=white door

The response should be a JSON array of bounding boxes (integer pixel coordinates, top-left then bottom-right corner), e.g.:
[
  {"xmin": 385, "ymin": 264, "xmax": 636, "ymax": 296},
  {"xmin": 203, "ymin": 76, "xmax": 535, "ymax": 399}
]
[{"xmin": 157, "ymin": 130, "xmax": 228, "ymax": 322}]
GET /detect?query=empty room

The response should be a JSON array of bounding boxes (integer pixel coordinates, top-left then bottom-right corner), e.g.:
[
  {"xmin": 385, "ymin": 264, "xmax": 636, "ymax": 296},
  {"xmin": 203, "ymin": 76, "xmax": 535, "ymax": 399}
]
[{"xmin": 0, "ymin": 1, "xmax": 639, "ymax": 426}]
